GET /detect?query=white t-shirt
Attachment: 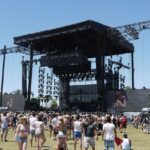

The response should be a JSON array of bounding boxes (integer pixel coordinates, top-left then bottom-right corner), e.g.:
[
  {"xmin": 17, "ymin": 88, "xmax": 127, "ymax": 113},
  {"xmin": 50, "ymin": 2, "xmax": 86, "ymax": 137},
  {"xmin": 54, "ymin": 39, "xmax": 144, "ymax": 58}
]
[
  {"xmin": 74, "ymin": 120, "xmax": 82, "ymax": 132},
  {"xmin": 103, "ymin": 123, "xmax": 115, "ymax": 140},
  {"xmin": 29, "ymin": 116, "xmax": 37, "ymax": 131},
  {"xmin": 1, "ymin": 116, "xmax": 9, "ymax": 128},
  {"xmin": 34, "ymin": 121, "xmax": 44, "ymax": 135},
  {"xmin": 51, "ymin": 117, "xmax": 58, "ymax": 128}
]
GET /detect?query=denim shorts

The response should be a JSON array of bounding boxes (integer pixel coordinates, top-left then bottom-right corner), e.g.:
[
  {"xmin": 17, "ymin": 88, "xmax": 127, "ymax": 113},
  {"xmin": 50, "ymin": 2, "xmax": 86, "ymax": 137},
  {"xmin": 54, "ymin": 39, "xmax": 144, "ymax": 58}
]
[
  {"xmin": 74, "ymin": 131, "xmax": 82, "ymax": 139},
  {"xmin": 30, "ymin": 130, "xmax": 35, "ymax": 136},
  {"xmin": 16, "ymin": 136, "xmax": 27, "ymax": 143},
  {"xmin": 104, "ymin": 140, "xmax": 114, "ymax": 150}
]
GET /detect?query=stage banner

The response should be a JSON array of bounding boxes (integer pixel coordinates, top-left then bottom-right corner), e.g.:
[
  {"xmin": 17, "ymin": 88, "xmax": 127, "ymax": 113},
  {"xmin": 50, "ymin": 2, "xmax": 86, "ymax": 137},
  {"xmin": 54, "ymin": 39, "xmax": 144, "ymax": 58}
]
[{"xmin": 2, "ymin": 94, "xmax": 25, "ymax": 111}]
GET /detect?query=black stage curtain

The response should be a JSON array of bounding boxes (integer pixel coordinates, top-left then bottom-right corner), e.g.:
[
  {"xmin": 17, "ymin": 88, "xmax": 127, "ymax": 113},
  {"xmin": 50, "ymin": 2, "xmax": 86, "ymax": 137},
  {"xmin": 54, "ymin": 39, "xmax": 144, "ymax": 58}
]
[{"xmin": 22, "ymin": 62, "xmax": 27, "ymax": 97}]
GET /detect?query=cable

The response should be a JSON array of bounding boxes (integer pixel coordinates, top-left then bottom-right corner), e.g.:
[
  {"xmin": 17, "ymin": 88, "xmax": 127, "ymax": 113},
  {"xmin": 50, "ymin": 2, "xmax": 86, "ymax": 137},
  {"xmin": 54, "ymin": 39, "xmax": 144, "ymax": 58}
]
[{"xmin": 142, "ymin": 32, "xmax": 145, "ymax": 87}]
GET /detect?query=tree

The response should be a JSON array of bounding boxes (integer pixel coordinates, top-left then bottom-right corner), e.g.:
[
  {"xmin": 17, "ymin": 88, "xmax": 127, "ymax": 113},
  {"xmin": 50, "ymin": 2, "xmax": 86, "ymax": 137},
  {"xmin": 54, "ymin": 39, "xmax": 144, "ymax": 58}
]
[
  {"xmin": 50, "ymin": 99, "xmax": 58, "ymax": 109},
  {"xmin": 3, "ymin": 92, "xmax": 8, "ymax": 95},
  {"xmin": 10, "ymin": 89, "xmax": 22, "ymax": 94}
]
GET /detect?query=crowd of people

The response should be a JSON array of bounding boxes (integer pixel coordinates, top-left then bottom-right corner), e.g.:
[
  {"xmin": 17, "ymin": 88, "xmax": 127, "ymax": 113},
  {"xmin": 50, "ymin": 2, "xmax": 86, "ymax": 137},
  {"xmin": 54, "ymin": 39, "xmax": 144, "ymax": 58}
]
[
  {"xmin": 0, "ymin": 110, "xmax": 135, "ymax": 150},
  {"xmin": 131, "ymin": 114, "xmax": 150, "ymax": 134}
]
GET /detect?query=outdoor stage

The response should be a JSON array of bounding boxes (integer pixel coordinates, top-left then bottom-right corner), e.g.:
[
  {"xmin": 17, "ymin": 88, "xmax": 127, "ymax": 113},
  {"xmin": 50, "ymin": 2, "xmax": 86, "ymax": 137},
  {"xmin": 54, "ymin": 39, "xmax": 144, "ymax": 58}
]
[{"xmin": 13, "ymin": 20, "xmax": 135, "ymax": 111}]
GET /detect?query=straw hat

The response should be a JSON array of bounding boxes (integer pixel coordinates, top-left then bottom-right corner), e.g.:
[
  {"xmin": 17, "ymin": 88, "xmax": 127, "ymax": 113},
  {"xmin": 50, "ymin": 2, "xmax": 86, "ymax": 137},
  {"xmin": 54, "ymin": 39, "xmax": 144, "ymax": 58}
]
[
  {"xmin": 17, "ymin": 114, "xmax": 23, "ymax": 118},
  {"xmin": 65, "ymin": 114, "xmax": 70, "ymax": 118},
  {"xmin": 21, "ymin": 115, "xmax": 28, "ymax": 120}
]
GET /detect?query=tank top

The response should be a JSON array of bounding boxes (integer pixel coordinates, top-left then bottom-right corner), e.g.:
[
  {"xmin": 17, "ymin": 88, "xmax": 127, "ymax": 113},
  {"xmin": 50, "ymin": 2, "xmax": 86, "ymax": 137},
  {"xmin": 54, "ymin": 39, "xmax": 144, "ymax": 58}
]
[
  {"xmin": 19, "ymin": 124, "xmax": 28, "ymax": 137},
  {"xmin": 1, "ymin": 117, "xmax": 8, "ymax": 128},
  {"xmin": 121, "ymin": 138, "xmax": 131, "ymax": 150},
  {"xmin": 74, "ymin": 120, "xmax": 82, "ymax": 132}
]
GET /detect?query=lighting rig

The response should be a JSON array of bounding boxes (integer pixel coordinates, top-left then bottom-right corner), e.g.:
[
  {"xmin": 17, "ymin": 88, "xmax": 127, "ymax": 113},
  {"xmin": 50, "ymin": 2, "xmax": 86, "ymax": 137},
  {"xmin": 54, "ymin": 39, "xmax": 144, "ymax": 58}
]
[
  {"xmin": 120, "ymin": 75, "xmax": 126, "ymax": 89},
  {"xmin": 105, "ymin": 57, "xmax": 130, "ymax": 90},
  {"xmin": 40, "ymin": 49, "xmax": 129, "ymax": 92},
  {"xmin": 40, "ymin": 51, "xmax": 93, "ymax": 82}
]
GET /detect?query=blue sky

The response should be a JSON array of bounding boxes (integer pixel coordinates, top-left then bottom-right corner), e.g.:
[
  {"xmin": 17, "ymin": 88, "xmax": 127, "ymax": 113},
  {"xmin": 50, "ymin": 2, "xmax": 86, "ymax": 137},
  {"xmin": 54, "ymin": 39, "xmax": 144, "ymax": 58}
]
[{"xmin": 0, "ymin": 0, "xmax": 150, "ymax": 95}]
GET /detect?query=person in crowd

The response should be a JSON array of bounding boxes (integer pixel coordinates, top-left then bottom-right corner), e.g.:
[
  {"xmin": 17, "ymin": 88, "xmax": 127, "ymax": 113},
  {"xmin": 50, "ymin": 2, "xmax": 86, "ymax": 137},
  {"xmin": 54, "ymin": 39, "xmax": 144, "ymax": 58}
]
[
  {"xmin": 121, "ymin": 115, "xmax": 127, "ymax": 133},
  {"xmin": 1, "ymin": 112, "xmax": 9, "ymax": 142},
  {"xmin": 133, "ymin": 115, "xmax": 140, "ymax": 129},
  {"xmin": 34, "ymin": 114, "xmax": 46, "ymax": 150},
  {"xmin": 111, "ymin": 115, "xmax": 117, "ymax": 128},
  {"xmin": 102, "ymin": 115, "xmax": 117, "ymax": 150},
  {"xmin": 121, "ymin": 133, "xmax": 131, "ymax": 150},
  {"xmin": 51, "ymin": 113, "xmax": 59, "ymax": 140},
  {"xmin": 43, "ymin": 112, "xmax": 48, "ymax": 129},
  {"xmin": 142, "ymin": 116, "xmax": 150, "ymax": 134},
  {"xmin": 48, "ymin": 114, "xmax": 53, "ymax": 138},
  {"xmin": 96, "ymin": 117, "xmax": 103, "ymax": 136},
  {"xmin": 56, "ymin": 115, "xmax": 68, "ymax": 150},
  {"xmin": 116, "ymin": 115, "xmax": 120, "ymax": 130},
  {"xmin": 73, "ymin": 114, "xmax": 83, "ymax": 150},
  {"xmin": 14, "ymin": 116, "xmax": 29, "ymax": 150},
  {"xmin": 83, "ymin": 115, "xmax": 98, "ymax": 150},
  {"xmin": 64, "ymin": 114, "xmax": 72, "ymax": 140},
  {"xmin": 12, "ymin": 113, "xmax": 18, "ymax": 132},
  {"xmin": 8, "ymin": 113, "xmax": 13, "ymax": 131},
  {"xmin": 29, "ymin": 111, "xmax": 37, "ymax": 147}
]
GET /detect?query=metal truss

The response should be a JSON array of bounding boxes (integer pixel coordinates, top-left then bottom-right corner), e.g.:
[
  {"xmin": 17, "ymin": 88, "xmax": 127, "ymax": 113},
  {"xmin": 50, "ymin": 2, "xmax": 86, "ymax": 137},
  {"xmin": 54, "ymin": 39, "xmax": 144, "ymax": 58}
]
[
  {"xmin": 0, "ymin": 46, "xmax": 40, "ymax": 56},
  {"xmin": 113, "ymin": 20, "xmax": 150, "ymax": 41}
]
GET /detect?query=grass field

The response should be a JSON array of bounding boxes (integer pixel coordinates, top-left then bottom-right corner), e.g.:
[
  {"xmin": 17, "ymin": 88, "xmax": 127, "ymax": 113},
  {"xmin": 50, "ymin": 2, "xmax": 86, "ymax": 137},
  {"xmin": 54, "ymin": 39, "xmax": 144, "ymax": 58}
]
[{"xmin": 0, "ymin": 126, "xmax": 150, "ymax": 150}]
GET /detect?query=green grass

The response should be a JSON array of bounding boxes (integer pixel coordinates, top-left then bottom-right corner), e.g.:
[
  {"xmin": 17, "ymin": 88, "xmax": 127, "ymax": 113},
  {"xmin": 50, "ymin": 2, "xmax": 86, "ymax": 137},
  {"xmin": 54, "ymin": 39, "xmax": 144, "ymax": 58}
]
[{"xmin": 0, "ymin": 126, "xmax": 150, "ymax": 150}]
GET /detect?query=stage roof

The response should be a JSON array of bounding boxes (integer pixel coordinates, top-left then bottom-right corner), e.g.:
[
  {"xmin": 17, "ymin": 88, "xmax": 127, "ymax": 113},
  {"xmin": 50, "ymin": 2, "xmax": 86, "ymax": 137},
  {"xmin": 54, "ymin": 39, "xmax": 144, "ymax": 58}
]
[{"xmin": 14, "ymin": 20, "xmax": 134, "ymax": 57}]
